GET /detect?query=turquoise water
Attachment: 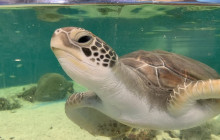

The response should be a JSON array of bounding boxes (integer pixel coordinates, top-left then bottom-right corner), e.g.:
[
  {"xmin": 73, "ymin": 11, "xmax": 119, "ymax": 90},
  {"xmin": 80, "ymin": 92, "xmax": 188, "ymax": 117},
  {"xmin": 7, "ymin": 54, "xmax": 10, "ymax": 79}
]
[
  {"xmin": 0, "ymin": 4, "xmax": 220, "ymax": 88},
  {"xmin": 0, "ymin": 4, "xmax": 220, "ymax": 140}
]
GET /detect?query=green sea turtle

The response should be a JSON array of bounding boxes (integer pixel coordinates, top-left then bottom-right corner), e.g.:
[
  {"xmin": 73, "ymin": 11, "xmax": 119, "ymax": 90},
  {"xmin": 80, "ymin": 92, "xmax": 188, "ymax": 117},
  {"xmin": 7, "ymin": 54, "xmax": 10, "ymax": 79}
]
[{"xmin": 50, "ymin": 27, "xmax": 220, "ymax": 137}]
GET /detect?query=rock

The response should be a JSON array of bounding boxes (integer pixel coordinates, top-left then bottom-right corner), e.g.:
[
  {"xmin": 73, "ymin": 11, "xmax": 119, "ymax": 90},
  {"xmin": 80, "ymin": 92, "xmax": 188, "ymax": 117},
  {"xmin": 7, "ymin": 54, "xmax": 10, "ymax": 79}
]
[
  {"xmin": 180, "ymin": 123, "xmax": 212, "ymax": 140},
  {"xmin": 111, "ymin": 128, "xmax": 158, "ymax": 140},
  {"xmin": 165, "ymin": 130, "xmax": 180, "ymax": 138},
  {"xmin": 0, "ymin": 97, "xmax": 21, "ymax": 111},
  {"xmin": 17, "ymin": 86, "xmax": 37, "ymax": 102},
  {"xmin": 154, "ymin": 131, "xmax": 179, "ymax": 140},
  {"xmin": 210, "ymin": 116, "xmax": 220, "ymax": 135},
  {"xmin": 18, "ymin": 73, "xmax": 74, "ymax": 102},
  {"xmin": 34, "ymin": 73, "xmax": 73, "ymax": 101}
]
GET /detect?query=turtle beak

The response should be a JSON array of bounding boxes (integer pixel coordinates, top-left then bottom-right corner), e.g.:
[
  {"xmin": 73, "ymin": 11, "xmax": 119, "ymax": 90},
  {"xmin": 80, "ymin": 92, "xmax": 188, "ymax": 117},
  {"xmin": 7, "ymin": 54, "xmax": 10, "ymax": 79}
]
[
  {"xmin": 51, "ymin": 28, "xmax": 95, "ymax": 74},
  {"xmin": 50, "ymin": 28, "xmax": 82, "ymax": 61}
]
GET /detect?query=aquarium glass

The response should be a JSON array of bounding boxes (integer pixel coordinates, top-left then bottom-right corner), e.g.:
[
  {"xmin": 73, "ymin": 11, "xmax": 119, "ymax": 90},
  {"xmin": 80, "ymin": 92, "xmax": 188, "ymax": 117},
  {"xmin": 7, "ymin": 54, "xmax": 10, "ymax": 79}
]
[{"xmin": 0, "ymin": 3, "xmax": 220, "ymax": 140}]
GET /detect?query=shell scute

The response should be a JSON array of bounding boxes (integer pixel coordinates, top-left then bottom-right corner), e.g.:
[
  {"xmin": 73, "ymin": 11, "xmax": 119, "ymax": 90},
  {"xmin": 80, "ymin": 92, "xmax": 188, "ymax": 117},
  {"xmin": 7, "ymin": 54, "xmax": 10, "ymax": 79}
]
[
  {"xmin": 158, "ymin": 68, "xmax": 185, "ymax": 88},
  {"xmin": 120, "ymin": 50, "xmax": 219, "ymax": 89},
  {"xmin": 139, "ymin": 65, "xmax": 159, "ymax": 87}
]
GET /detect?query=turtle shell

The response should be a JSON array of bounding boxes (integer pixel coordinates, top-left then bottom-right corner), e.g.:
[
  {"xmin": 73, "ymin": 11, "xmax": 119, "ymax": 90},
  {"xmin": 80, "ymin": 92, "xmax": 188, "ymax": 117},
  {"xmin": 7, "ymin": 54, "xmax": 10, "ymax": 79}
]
[{"xmin": 120, "ymin": 50, "xmax": 219, "ymax": 90}]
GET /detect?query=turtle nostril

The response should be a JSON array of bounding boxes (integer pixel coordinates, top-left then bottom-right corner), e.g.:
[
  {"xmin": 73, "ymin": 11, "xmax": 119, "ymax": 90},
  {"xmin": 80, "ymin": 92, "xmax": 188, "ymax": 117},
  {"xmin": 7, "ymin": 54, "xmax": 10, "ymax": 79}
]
[
  {"xmin": 53, "ymin": 29, "xmax": 62, "ymax": 36},
  {"xmin": 55, "ymin": 29, "xmax": 61, "ymax": 34}
]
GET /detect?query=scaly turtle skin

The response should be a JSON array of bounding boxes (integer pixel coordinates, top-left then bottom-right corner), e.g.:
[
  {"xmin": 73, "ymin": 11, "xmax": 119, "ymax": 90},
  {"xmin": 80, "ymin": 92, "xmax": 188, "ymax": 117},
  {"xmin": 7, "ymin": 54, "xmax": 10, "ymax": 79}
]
[{"xmin": 50, "ymin": 27, "xmax": 220, "ymax": 137}]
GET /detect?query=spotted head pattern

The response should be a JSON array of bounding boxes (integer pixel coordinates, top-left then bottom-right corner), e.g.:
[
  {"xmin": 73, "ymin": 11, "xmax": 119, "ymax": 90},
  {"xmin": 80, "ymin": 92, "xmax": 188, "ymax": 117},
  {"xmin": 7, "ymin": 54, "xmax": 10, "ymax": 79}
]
[
  {"xmin": 86, "ymin": 37, "xmax": 118, "ymax": 68},
  {"xmin": 53, "ymin": 27, "xmax": 118, "ymax": 68}
]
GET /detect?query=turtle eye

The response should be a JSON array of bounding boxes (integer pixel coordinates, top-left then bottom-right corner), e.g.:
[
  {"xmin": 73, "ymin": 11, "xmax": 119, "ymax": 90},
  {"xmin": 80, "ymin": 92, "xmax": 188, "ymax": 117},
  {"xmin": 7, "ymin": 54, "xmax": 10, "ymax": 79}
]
[{"xmin": 77, "ymin": 35, "xmax": 91, "ymax": 43}]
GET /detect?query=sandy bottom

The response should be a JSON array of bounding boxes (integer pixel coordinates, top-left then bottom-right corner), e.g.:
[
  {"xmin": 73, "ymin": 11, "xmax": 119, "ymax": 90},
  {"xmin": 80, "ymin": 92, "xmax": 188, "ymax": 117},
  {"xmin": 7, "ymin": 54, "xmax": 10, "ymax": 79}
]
[
  {"xmin": 1, "ymin": 85, "xmax": 220, "ymax": 140},
  {"xmin": 0, "ymin": 85, "xmax": 109, "ymax": 140}
]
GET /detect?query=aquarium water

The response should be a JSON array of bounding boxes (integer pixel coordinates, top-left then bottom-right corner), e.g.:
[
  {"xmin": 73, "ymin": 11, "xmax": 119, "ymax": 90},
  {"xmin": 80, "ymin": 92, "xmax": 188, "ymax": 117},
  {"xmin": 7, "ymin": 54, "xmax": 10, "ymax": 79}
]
[{"xmin": 0, "ymin": 2, "xmax": 220, "ymax": 140}]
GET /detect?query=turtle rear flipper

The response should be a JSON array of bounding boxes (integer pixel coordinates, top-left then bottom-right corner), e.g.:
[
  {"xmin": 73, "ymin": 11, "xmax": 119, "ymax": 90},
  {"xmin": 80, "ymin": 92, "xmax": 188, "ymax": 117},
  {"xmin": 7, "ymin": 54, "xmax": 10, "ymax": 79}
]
[
  {"xmin": 168, "ymin": 79, "xmax": 220, "ymax": 116},
  {"xmin": 65, "ymin": 92, "xmax": 131, "ymax": 137}
]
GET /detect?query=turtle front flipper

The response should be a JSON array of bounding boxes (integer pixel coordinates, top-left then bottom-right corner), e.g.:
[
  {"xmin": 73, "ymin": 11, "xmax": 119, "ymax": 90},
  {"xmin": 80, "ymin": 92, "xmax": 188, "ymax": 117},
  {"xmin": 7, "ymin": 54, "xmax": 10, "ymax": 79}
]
[
  {"xmin": 168, "ymin": 79, "xmax": 220, "ymax": 117},
  {"xmin": 65, "ymin": 92, "xmax": 131, "ymax": 137},
  {"xmin": 66, "ymin": 91, "xmax": 101, "ymax": 108}
]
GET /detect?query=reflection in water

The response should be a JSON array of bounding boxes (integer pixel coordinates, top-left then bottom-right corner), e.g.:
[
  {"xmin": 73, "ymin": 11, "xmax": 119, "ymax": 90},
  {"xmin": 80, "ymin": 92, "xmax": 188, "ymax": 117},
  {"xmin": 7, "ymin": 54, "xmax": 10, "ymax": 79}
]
[{"xmin": 0, "ymin": 0, "xmax": 220, "ymax": 5}]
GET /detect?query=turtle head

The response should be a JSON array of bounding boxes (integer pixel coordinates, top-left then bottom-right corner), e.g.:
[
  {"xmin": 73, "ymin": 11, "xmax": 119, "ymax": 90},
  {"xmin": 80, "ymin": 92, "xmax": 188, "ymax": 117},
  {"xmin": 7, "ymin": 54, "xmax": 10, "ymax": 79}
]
[{"xmin": 50, "ymin": 27, "xmax": 118, "ymax": 87}]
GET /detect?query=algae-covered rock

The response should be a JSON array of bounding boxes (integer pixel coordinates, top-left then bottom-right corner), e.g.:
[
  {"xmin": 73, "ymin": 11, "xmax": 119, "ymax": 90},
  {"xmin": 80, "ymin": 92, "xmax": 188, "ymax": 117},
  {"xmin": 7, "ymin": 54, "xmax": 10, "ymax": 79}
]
[
  {"xmin": 111, "ymin": 128, "xmax": 158, "ymax": 140},
  {"xmin": 18, "ymin": 73, "xmax": 73, "ymax": 102},
  {"xmin": 35, "ymin": 73, "xmax": 73, "ymax": 101},
  {"xmin": 17, "ymin": 86, "xmax": 37, "ymax": 102},
  {"xmin": 0, "ymin": 97, "xmax": 21, "ymax": 111},
  {"xmin": 180, "ymin": 123, "xmax": 212, "ymax": 140}
]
